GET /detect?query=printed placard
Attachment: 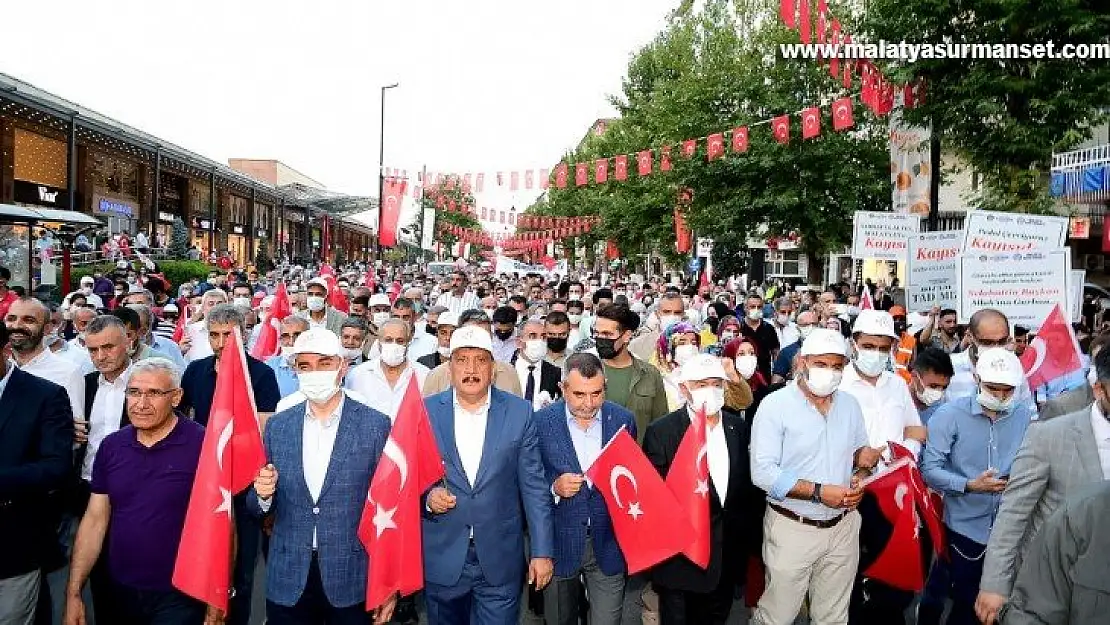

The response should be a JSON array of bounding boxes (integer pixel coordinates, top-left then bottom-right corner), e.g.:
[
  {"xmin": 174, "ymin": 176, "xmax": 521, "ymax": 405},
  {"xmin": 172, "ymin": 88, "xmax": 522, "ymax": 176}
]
[
  {"xmin": 852, "ymin": 211, "xmax": 921, "ymax": 260},
  {"xmin": 906, "ymin": 230, "xmax": 962, "ymax": 311},
  {"xmin": 956, "ymin": 249, "xmax": 1071, "ymax": 327},
  {"xmin": 962, "ymin": 210, "xmax": 1069, "ymax": 253}
]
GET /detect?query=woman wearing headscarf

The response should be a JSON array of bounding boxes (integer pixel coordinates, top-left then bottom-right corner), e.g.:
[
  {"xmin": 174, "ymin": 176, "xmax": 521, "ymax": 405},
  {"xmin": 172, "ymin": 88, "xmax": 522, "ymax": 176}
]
[
  {"xmin": 706, "ymin": 315, "xmax": 741, "ymax": 356},
  {"xmin": 652, "ymin": 321, "xmax": 703, "ymax": 411}
]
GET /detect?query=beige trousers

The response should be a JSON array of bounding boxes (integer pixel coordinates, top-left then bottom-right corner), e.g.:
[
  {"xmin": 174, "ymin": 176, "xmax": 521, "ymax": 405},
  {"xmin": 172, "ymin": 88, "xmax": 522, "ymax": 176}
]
[{"xmin": 753, "ymin": 507, "xmax": 860, "ymax": 625}]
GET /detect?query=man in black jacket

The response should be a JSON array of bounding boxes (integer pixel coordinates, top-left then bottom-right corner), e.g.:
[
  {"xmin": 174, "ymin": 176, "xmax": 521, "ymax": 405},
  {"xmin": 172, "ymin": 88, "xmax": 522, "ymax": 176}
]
[
  {"xmin": 0, "ymin": 322, "xmax": 74, "ymax": 623},
  {"xmin": 417, "ymin": 310, "xmax": 458, "ymax": 371},
  {"xmin": 642, "ymin": 354, "xmax": 756, "ymax": 625}
]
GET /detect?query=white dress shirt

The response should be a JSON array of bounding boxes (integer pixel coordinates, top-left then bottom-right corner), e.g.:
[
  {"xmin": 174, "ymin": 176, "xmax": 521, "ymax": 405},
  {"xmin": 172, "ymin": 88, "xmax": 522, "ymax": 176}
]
[
  {"xmin": 515, "ymin": 357, "xmax": 543, "ymax": 410},
  {"xmin": 454, "ymin": 391, "xmax": 491, "ymax": 488},
  {"xmin": 18, "ymin": 346, "xmax": 86, "ymax": 422},
  {"xmin": 344, "ymin": 358, "xmax": 429, "ymax": 420},
  {"xmin": 774, "ymin": 322, "xmax": 800, "ymax": 349},
  {"xmin": 839, "ymin": 364, "xmax": 923, "ymax": 460},
  {"xmin": 184, "ymin": 320, "xmax": 213, "ymax": 363},
  {"xmin": 689, "ymin": 407, "xmax": 730, "ymax": 503},
  {"xmin": 435, "ymin": 290, "xmax": 481, "ymax": 315},
  {"xmin": 1091, "ymin": 403, "xmax": 1110, "ymax": 480},
  {"xmin": 83, "ymin": 365, "xmax": 132, "ymax": 481},
  {"xmin": 303, "ymin": 395, "xmax": 344, "ymax": 548}
]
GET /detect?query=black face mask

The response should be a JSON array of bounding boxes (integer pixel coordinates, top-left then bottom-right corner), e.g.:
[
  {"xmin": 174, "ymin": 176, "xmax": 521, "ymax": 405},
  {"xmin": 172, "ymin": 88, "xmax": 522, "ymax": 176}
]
[
  {"xmin": 494, "ymin": 329, "xmax": 514, "ymax": 341},
  {"xmin": 595, "ymin": 337, "xmax": 622, "ymax": 360},
  {"xmin": 894, "ymin": 321, "xmax": 908, "ymax": 334},
  {"xmin": 546, "ymin": 337, "xmax": 568, "ymax": 353},
  {"xmin": 426, "ymin": 325, "xmax": 437, "ymax": 336}
]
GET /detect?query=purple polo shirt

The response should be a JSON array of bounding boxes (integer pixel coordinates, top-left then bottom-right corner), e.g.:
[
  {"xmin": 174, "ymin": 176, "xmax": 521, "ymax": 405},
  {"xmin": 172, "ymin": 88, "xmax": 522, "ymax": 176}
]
[{"xmin": 90, "ymin": 417, "xmax": 204, "ymax": 591}]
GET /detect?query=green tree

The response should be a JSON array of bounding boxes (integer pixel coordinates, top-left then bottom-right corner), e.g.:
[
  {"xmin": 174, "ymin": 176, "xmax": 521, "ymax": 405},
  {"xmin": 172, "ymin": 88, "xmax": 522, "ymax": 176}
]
[
  {"xmin": 863, "ymin": 0, "xmax": 1110, "ymax": 213},
  {"xmin": 254, "ymin": 240, "xmax": 273, "ymax": 272},
  {"xmin": 539, "ymin": 0, "xmax": 888, "ymax": 271},
  {"xmin": 415, "ymin": 177, "xmax": 481, "ymax": 256},
  {"xmin": 169, "ymin": 217, "xmax": 190, "ymax": 258}
]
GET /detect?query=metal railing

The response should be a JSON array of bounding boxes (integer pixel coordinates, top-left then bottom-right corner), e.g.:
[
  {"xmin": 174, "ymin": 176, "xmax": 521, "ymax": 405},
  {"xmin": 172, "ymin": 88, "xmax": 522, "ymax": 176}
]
[
  {"xmin": 68, "ymin": 247, "xmax": 173, "ymax": 268},
  {"xmin": 1052, "ymin": 144, "xmax": 1110, "ymax": 172}
]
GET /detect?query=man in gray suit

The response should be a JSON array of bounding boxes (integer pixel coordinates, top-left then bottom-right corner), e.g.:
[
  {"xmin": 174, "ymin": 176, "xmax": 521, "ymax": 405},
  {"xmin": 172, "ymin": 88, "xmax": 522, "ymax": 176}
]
[{"xmin": 974, "ymin": 346, "xmax": 1110, "ymax": 624}]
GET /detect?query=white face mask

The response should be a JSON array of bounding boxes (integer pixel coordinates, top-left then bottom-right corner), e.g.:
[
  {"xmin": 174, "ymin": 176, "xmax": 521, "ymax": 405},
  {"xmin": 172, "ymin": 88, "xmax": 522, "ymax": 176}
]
[
  {"xmin": 280, "ymin": 345, "xmax": 294, "ymax": 358},
  {"xmin": 803, "ymin": 366, "xmax": 842, "ymax": 397},
  {"xmin": 659, "ymin": 314, "xmax": 681, "ymax": 331},
  {"xmin": 568, "ymin": 313, "xmax": 582, "ymax": 325},
  {"xmin": 233, "ymin": 297, "xmax": 251, "ymax": 308},
  {"xmin": 747, "ymin": 308, "xmax": 763, "ymax": 321},
  {"xmin": 523, "ymin": 339, "xmax": 547, "ymax": 363},
  {"xmin": 380, "ymin": 342, "xmax": 407, "ymax": 367},
  {"xmin": 735, "ymin": 355, "xmax": 758, "ymax": 379},
  {"xmin": 371, "ymin": 311, "xmax": 391, "ymax": 326},
  {"xmin": 719, "ymin": 330, "xmax": 736, "ymax": 344},
  {"xmin": 977, "ymin": 385, "xmax": 1014, "ymax": 413},
  {"xmin": 673, "ymin": 344, "xmax": 699, "ymax": 366},
  {"xmin": 1089, "ymin": 367, "xmax": 1099, "ymax": 387},
  {"xmin": 688, "ymin": 386, "xmax": 725, "ymax": 415},
  {"xmin": 437, "ymin": 345, "xmax": 452, "ymax": 358},
  {"xmin": 568, "ymin": 293, "xmax": 582, "ymax": 301},
  {"xmin": 916, "ymin": 385, "xmax": 946, "ymax": 406},
  {"xmin": 306, "ymin": 296, "xmax": 327, "ymax": 312},
  {"xmin": 483, "ymin": 308, "xmax": 497, "ymax": 320},
  {"xmin": 298, "ymin": 370, "xmax": 340, "ymax": 403},
  {"xmin": 775, "ymin": 314, "xmax": 790, "ymax": 326},
  {"xmin": 798, "ymin": 324, "xmax": 815, "ymax": 339},
  {"xmin": 343, "ymin": 347, "xmax": 363, "ymax": 362},
  {"xmin": 853, "ymin": 344, "xmax": 890, "ymax": 377}
]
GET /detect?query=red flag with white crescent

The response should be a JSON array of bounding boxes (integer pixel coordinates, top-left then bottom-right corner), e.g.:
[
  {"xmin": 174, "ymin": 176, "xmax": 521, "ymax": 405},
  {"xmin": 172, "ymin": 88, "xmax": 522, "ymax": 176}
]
[
  {"xmin": 1020, "ymin": 304, "xmax": 1083, "ymax": 389},
  {"xmin": 379, "ymin": 178, "xmax": 404, "ymax": 247},
  {"xmin": 772, "ymin": 116, "xmax": 791, "ymax": 144},
  {"xmin": 664, "ymin": 406, "xmax": 711, "ymax": 568},
  {"xmin": 801, "ymin": 107, "xmax": 821, "ymax": 139},
  {"xmin": 249, "ymin": 282, "xmax": 291, "ymax": 360},
  {"xmin": 173, "ymin": 329, "xmax": 265, "ymax": 611},
  {"xmin": 832, "ymin": 97, "xmax": 855, "ymax": 131},
  {"xmin": 732, "ymin": 127, "xmax": 749, "ymax": 153}
]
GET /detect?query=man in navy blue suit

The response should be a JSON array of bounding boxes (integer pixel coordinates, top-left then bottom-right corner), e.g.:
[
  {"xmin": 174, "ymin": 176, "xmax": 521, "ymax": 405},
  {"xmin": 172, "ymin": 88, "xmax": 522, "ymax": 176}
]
[
  {"xmin": 248, "ymin": 328, "xmax": 396, "ymax": 625},
  {"xmin": 535, "ymin": 352, "xmax": 636, "ymax": 625},
  {"xmin": 422, "ymin": 325, "xmax": 555, "ymax": 624}
]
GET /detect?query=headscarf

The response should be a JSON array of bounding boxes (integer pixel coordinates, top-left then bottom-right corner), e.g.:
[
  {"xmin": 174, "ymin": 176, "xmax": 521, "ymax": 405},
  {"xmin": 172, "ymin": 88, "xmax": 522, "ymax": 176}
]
[
  {"xmin": 722, "ymin": 337, "xmax": 769, "ymax": 392},
  {"xmin": 655, "ymin": 321, "xmax": 701, "ymax": 366}
]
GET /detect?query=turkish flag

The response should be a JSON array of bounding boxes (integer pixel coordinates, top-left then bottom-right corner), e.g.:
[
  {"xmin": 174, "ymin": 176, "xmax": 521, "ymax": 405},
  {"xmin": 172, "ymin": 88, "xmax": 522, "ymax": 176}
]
[
  {"xmin": 637, "ymin": 150, "xmax": 653, "ymax": 176},
  {"xmin": 614, "ymin": 155, "xmax": 628, "ymax": 181},
  {"xmin": 706, "ymin": 134, "xmax": 724, "ymax": 161},
  {"xmin": 575, "ymin": 163, "xmax": 588, "ymax": 187},
  {"xmin": 780, "ymin": 0, "xmax": 796, "ymax": 28},
  {"xmin": 584, "ymin": 428, "xmax": 693, "ymax": 574},
  {"xmin": 539, "ymin": 168, "xmax": 550, "ymax": 189},
  {"xmin": 862, "ymin": 461, "xmax": 924, "ymax": 591},
  {"xmin": 379, "ymin": 177, "xmax": 404, "ymax": 247},
  {"xmin": 664, "ymin": 407, "xmax": 710, "ymax": 568},
  {"xmin": 525, "ymin": 170, "xmax": 534, "ymax": 189},
  {"xmin": 832, "ymin": 96, "xmax": 855, "ymax": 131},
  {"xmin": 732, "ymin": 127, "xmax": 749, "ymax": 153},
  {"xmin": 772, "ymin": 115, "xmax": 790, "ymax": 144},
  {"xmin": 172, "ymin": 300, "xmax": 188, "ymax": 344},
  {"xmin": 360, "ymin": 376, "xmax": 444, "ymax": 609},
  {"xmin": 606, "ymin": 240, "xmax": 620, "ymax": 260},
  {"xmin": 816, "ymin": 0, "xmax": 828, "ymax": 43},
  {"xmin": 798, "ymin": 0, "xmax": 811, "ymax": 43},
  {"xmin": 682, "ymin": 139, "xmax": 697, "ymax": 159},
  {"xmin": 661, "ymin": 146, "xmax": 673, "ymax": 172},
  {"xmin": 1020, "ymin": 304, "xmax": 1084, "ymax": 389},
  {"xmin": 801, "ymin": 107, "xmax": 821, "ymax": 139},
  {"xmin": 829, "ymin": 21, "xmax": 841, "ymax": 77},
  {"xmin": 842, "ymin": 34, "xmax": 854, "ymax": 87},
  {"xmin": 674, "ymin": 208, "xmax": 691, "ymax": 254},
  {"xmin": 554, "ymin": 164, "xmax": 568, "ymax": 189},
  {"xmin": 859, "ymin": 284, "xmax": 874, "ymax": 310},
  {"xmin": 173, "ymin": 329, "xmax": 266, "ymax": 611},
  {"xmin": 329, "ymin": 283, "xmax": 350, "ymax": 314},
  {"xmin": 250, "ymin": 283, "xmax": 291, "ymax": 360},
  {"xmin": 595, "ymin": 159, "xmax": 608, "ymax": 184}
]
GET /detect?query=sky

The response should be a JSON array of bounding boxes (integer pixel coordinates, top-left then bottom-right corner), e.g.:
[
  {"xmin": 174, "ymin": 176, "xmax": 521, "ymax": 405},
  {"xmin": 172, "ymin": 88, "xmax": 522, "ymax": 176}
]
[{"xmin": 0, "ymin": 0, "xmax": 677, "ymax": 222}]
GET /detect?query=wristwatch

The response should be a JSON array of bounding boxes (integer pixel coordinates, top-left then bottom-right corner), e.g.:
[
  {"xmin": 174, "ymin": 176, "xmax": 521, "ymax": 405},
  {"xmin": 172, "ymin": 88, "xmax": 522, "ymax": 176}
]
[{"xmin": 811, "ymin": 483, "xmax": 823, "ymax": 504}]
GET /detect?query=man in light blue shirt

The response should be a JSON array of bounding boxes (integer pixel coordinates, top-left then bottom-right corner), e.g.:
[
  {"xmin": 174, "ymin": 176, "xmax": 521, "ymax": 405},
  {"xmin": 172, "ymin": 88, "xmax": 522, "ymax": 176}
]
[
  {"xmin": 945, "ymin": 309, "xmax": 1037, "ymax": 416},
  {"xmin": 264, "ymin": 316, "xmax": 307, "ymax": 398},
  {"xmin": 750, "ymin": 328, "xmax": 881, "ymax": 625},
  {"xmin": 921, "ymin": 348, "xmax": 1033, "ymax": 625}
]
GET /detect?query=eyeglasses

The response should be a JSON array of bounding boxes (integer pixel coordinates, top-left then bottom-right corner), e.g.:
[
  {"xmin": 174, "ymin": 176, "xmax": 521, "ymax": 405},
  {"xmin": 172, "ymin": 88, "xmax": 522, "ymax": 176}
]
[{"xmin": 125, "ymin": 388, "xmax": 178, "ymax": 400}]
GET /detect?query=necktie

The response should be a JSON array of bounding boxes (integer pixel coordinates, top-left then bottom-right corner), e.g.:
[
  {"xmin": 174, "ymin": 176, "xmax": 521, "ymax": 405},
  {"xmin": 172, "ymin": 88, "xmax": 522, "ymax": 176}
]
[{"xmin": 525, "ymin": 365, "xmax": 536, "ymax": 402}]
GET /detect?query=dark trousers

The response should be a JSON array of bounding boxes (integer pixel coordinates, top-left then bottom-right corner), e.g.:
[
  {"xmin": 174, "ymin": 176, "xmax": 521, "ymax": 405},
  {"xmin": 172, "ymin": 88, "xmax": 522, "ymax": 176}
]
[
  {"xmin": 946, "ymin": 527, "xmax": 987, "ymax": 625},
  {"xmin": 114, "ymin": 584, "xmax": 207, "ymax": 625},
  {"xmin": 655, "ymin": 575, "xmax": 734, "ymax": 625},
  {"xmin": 424, "ymin": 543, "xmax": 519, "ymax": 625},
  {"xmin": 848, "ymin": 492, "xmax": 916, "ymax": 625},
  {"xmin": 230, "ymin": 492, "xmax": 260, "ymax": 625},
  {"xmin": 917, "ymin": 553, "xmax": 952, "ymax": 625},
  {"xmin": 266, "ymin": 554, "xmax": 369, "ymax": 625}
]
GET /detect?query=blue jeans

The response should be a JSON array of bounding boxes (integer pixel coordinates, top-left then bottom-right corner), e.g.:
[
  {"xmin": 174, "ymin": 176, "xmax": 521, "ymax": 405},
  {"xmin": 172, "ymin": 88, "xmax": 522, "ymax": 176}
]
[
  {"xmin": 945, "ymin": 527, "xmax": 987, "ymax": 625},
  {"xmin": 230, "ymin": 492, "xmax": 261, "ymax": 625},
  {"xmin": 114, "ymin": 584, "xmax": 206, "ymax": 625},
  {"xmin": 917, "ymin": 553, "xmax": 951, "ymax": 625},
  {"xmin": 424, "ymin": 543, "xmax": 520, "ymax": 625}
]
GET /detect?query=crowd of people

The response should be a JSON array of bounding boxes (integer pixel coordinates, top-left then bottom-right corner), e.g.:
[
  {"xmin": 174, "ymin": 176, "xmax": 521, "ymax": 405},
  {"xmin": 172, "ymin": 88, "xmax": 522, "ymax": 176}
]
[{"xmin": 1, "ymin": 258, "xmax": 1108, "ymax": 625}]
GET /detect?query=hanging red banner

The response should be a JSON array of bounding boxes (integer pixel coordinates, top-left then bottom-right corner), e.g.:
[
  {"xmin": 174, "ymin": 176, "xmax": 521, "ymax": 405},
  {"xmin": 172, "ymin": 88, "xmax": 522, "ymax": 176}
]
[
  {"xmin": 674, "ymin": 208, "xmax": 691, "ymax": 254},
  {"xmin": 379, "ymin": 178, "xmax": 405, "ymax": 247}
]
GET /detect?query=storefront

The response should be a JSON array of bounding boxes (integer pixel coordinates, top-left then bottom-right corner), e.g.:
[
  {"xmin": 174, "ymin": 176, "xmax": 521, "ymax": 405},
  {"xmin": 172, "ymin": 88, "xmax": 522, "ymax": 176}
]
[
  {"xmin": 0, "ymin": 203, "xmax": 102, "ymax": 297},
  {"xmin": 228, "ymin": 223, "xmax": 248, "ymax": 267},
  {"xmin": 253, "ymin": 202, "xmax": 272, "ymax": 258},
  {"xmin": 191, "ymin": 216, "xmax": 214, "ymax": 255},
  {"xmin": 87, "ymin": 151, "xmax": 141, "ymax": 235},
  {"xmin": 13, "ymin": 180, "xmax": 71, "ymax": 210},
  {"xmin": 189, "ymin": 180, "xmax": 213, "ymax": 253},
  {"xmin": 90, "ymin": 192, "xmax": 138, "ymax": 235},
  {"xmin": 156, "ymin": 172, "xmax": 186, "ymax": 247},
  {"xmin": 285, "ymin": 210, "xmax": 305, "ymax": 260}
]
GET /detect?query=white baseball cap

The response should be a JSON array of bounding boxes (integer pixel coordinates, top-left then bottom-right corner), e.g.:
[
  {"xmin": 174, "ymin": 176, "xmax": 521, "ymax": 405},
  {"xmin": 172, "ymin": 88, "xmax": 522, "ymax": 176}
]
[
  {"xmin": 449, "ymin": 326, "xmax": 492, "ymax": 353},
  {"xmin": 368, "ymin": 294, "xmax": 391, "ymax": 308},
  {"xmin": 852, "ymin": 309, "xmax": 898, "ymax": 339},
  {"xmin": 163, "ymin": 303, "xmax": 179, "ymax": 313},
  {"xmin": 80, "ymin": 276, "xmax": 94, "ymax": 286},
  {"xmin": 307, "ymin": 277, "xmax": 330, "ymax": 293},
  {"xmin": 800, "ymin": 328, "xmax": 849, "ymax": 357},
  {"xmin": 438, "ymin": 311, "xmax": 460, "ymax": 328},
  {"xmin": 679, "ymin": 354, "xmax": 728, "ymax": 382},
  {"xmin": 292, "ymin": 327, "xmax": 344, "ymax": 357},
  {"xmin": 975, "ymin": 348, "xmax": 1024, "ymax": 387}
]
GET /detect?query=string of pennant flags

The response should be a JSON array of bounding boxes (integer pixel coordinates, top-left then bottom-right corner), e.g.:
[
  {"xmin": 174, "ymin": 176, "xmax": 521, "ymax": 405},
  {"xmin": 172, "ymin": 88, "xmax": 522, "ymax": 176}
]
[{"xmin": 439, "ymin": 216, "xmax": 602, "ymax": 251}]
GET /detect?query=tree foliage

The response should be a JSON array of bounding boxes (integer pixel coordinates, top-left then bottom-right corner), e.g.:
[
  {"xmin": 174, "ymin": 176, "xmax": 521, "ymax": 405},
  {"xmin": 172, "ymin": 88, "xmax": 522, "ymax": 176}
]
[
  {"xmin": 409, "ymin": 179, "xmax": 481, "ymax": 257},
  {"xmin": 169, "ymin": 217, "xmax": 190, "ymax": 258},
  {"xmin": 534, "ymin": 0, "xmax": 888, "ymax": 272},
  {"xmin": 863, "ymin": 0, "xmax": 1110, "ymax": 213}
]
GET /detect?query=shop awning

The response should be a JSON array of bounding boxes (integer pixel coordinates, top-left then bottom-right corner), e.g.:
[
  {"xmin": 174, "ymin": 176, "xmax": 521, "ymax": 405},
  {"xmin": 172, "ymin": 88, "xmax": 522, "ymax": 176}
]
[{"xmin": 0, "ymin": 203, "xmax": 103, "ymax": 226}]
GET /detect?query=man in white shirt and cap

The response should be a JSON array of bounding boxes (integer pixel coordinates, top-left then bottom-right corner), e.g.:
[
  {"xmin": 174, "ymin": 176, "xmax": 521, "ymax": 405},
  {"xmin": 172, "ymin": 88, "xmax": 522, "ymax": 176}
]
[{"xmin": 750, "ymin": 328, "xmax": 882, "ymax": 625}]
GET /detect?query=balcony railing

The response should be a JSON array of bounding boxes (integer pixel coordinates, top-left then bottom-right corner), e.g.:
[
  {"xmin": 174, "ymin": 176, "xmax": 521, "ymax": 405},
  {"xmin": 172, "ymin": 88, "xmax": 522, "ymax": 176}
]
[
  {"xmin": 1051, "ymin": 143, "xmax": 1110, "ymax": 203},
  {"xmin": 1053, "ymin": 144, "xmax": 1110, "ymax": 172}
]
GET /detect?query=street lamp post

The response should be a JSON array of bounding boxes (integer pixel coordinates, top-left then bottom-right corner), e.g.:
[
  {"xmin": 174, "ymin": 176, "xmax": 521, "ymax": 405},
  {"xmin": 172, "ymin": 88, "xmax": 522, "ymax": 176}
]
[{"xmin": 377, "ymin": 82, "xmax": 400, "ymax": 259}]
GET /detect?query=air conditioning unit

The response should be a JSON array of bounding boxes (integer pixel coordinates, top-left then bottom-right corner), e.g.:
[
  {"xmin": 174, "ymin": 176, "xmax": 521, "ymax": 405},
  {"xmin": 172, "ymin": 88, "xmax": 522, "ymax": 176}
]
[{"xmin": 1083, "ymin": 254, "xmax": 1104, "ymax": 272}]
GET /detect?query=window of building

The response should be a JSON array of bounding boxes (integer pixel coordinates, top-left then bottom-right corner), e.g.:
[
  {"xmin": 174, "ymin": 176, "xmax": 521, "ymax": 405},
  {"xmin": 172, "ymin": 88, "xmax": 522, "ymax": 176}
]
[
  {"xmin": 90, "ymin": 152, "xmax": 139, "ymax": 198},
  {"xmin": 227, "ymin": 195, "xmax": 248, "ymax": 224},
  {"xmin": 765, "ymin": 250, "xmax": 806, "ymax": 277},
  {"xmin": 255, "ymin": 203, "xmax": 271, "ymax": 230}
]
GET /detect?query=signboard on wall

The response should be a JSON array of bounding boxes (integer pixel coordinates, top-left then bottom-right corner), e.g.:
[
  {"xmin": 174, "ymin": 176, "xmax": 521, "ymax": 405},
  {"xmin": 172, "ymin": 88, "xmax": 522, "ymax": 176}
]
[
  {"xmin": 92, "ymin": 194, "xmax": 137, "ymax": 219},
  {"xmin": 13, "ymin": 181, "xmax": 68, "ymax": 208},
  {"xmin": 851, "ymin": 210, "xmax": 920, "ymax": 260}
]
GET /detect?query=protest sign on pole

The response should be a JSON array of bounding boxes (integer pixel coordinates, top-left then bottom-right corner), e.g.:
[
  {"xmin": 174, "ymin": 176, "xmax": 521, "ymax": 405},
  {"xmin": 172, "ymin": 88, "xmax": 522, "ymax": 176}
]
[
  {"xmin": 905, "ymin": 231, "xmax": 962, "ymax": 311},
  {"xmin": 852, "ymin": 211, "xmax": 921, "ymax": 260},
  {"xmin": 962, "ymin": 210, "xmax": 1069, "ymax": 253},
  {"xmin": 956, "ymin": 249, "xmax": 1071, "ymax": 327}
]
